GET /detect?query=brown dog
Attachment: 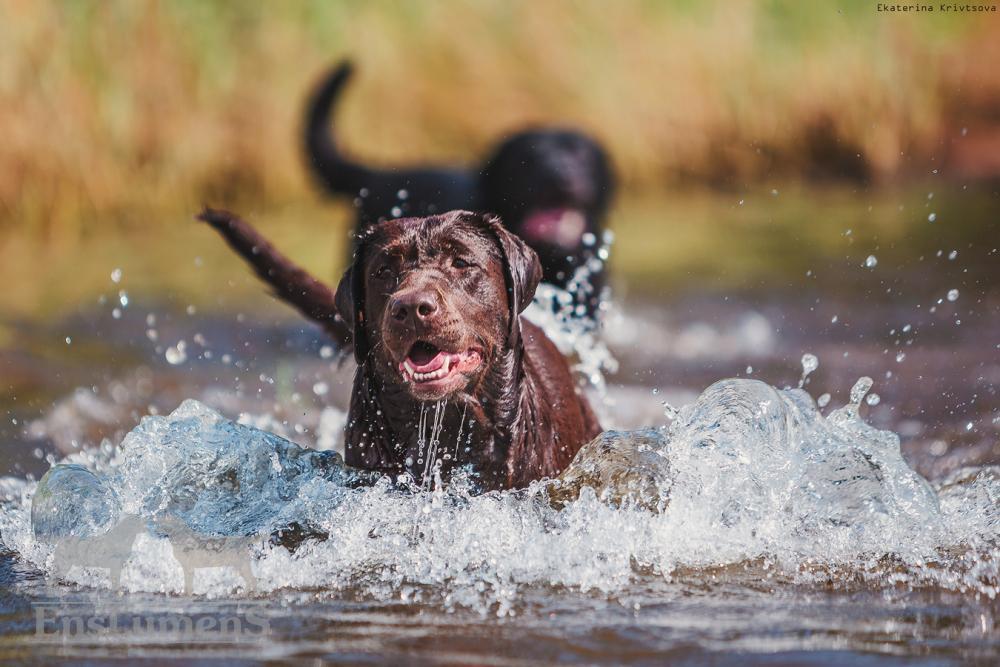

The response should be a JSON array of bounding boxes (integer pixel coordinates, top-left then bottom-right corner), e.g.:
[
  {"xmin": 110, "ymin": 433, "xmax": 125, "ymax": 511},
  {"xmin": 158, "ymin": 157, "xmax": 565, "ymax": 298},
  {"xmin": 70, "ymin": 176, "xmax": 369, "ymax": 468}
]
[{"xmin": 199, "ymin": 208, "xmax": 601, "ymax": 490}]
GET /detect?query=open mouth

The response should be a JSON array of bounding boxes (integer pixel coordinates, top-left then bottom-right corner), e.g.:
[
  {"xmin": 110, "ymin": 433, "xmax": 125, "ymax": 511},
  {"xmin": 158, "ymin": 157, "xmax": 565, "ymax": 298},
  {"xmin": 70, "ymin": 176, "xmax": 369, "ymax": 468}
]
[
  {"xmin": 520, "ymin": 208, "xmax": 586, "ymax": 249},
  {"xmin": 399, "ymin": 340, "xmax": 482, "ymax": 385}
]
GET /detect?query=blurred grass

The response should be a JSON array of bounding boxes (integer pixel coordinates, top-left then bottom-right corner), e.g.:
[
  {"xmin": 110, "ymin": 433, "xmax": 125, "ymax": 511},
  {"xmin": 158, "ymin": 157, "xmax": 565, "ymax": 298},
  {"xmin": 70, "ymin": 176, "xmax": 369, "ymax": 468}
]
[
  {"xmin": 1, "ymin": 182, "xmax": 994, "ymax": 323},
  {"xmin": 1, "ymin": 0, "xmax": 999, "ymax": 240}
]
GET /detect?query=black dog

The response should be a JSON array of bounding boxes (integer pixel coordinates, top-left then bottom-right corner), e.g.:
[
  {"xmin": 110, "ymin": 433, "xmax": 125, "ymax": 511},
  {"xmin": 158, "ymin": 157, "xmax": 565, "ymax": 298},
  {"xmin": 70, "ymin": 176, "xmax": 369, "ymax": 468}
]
[{"xmin": 303, "ymin": 60, "xmax": 616, "ymax": 319}]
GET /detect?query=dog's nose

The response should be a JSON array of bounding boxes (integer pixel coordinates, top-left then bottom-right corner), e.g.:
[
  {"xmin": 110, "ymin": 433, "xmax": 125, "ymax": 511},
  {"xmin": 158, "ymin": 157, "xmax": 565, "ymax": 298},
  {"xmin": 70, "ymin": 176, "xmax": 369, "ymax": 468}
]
[{"xmin": 390, "ymin": 291, "xmax": 439, "ymax": 324}]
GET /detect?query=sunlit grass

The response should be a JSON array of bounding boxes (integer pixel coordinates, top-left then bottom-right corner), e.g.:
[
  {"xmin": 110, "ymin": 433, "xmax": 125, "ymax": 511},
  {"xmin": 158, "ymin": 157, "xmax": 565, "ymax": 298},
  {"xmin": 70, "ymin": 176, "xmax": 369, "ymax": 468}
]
[
  {"xmin": 2, "ymin": 184, "xmax": 993, "ymax": 321},
  {"xmin": 0, "ymin": 1, "xmax": 997, "ymax": 237}
]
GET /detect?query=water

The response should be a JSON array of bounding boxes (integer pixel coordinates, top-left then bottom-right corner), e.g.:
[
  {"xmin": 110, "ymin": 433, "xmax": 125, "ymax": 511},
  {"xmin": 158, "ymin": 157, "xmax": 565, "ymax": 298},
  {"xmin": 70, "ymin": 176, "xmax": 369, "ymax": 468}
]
[
  {"xmin": 1, "ymin": 188, "xmax": 999, "ymax": 663},
  {"xmin": 7, "ymin": 377, "xmax": 995, "ymax": 598},
  {"xmin": 3, "ymin": 376, "xmax": 1000, "ymax": 662}
]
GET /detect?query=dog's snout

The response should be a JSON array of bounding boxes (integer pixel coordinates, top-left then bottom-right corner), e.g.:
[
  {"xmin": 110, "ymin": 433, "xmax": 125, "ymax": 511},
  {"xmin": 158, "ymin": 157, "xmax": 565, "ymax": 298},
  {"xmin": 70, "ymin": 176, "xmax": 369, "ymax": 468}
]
[{"xmin": 390, "ymin": 290, "xmax": 440, "ymax": 324}]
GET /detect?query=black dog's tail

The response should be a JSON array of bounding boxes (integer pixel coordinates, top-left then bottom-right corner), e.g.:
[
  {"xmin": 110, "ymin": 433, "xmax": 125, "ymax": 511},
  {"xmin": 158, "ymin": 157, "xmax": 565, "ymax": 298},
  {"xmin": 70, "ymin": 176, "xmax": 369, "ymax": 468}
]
[{"xmin": 303, "ymin": 60, "xmax": 373, "ymax": 196}]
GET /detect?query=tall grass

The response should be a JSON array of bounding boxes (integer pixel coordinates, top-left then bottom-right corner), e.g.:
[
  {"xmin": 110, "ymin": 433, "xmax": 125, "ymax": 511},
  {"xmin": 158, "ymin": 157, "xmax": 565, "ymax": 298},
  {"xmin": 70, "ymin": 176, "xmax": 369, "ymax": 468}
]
[{"xmin": 0, "ymin": 0, "xmax": 997, "ymax": 236}]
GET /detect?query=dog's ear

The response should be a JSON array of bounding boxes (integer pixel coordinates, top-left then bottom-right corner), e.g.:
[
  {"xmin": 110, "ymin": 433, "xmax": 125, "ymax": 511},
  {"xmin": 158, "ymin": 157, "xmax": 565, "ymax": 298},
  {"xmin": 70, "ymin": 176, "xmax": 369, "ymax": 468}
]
[
  {"xmin": 334, "ymin": 245, "xmax": 370, "ymax": 362},
  {"xmin": 481, "ymin": 213, "xmax": 543, "ymax": 344}
]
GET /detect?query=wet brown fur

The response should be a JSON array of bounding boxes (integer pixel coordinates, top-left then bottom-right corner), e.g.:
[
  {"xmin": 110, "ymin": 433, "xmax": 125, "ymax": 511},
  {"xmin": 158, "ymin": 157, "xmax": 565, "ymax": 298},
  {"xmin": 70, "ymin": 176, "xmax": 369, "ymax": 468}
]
[{"xmin": 199, "ymin": 208, "xmax": 601, "ymax": 490}]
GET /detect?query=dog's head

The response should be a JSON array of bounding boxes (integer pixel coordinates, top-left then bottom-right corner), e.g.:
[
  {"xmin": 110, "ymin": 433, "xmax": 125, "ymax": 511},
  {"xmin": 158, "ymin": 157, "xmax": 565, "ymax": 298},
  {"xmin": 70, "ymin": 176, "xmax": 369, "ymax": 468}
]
[
  {"xmin": 335, "ymin": 211, "xmax": 542, "ymax": 401},
  {"xmin": 480, "ymin": 129, "xmax": 614, "ymax": 254}
]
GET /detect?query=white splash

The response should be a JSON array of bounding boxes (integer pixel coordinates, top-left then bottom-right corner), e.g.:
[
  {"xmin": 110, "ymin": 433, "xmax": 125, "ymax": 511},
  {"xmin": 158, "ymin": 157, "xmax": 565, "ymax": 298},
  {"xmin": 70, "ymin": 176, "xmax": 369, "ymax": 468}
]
[{"xmin": 2, "ymin": 378, "xmax": 998, "ymax": 612}]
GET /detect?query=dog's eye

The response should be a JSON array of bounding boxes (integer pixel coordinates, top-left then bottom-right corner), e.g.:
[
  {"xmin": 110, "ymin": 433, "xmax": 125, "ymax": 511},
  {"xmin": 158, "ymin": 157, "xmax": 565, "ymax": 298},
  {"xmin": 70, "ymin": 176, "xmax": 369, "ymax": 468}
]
[
  {"xmin": 375, "ymin": 265, "xmax": 395, "ymax": 280},
  {"xmin": 452, "ymin": 258, "xmax": 472, "ymax": 269}
]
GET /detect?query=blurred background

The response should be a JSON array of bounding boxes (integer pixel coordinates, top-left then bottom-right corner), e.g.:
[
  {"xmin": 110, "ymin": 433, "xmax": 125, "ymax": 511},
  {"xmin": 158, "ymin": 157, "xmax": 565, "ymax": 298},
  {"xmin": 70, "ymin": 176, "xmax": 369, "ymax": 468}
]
[
  {"xmin": 2, "ymin": 0, "xmax": 999, "ymax": 313},
  {"xmin": 1, "ymin": 1, "xmax": 998, "ymax": 480}
]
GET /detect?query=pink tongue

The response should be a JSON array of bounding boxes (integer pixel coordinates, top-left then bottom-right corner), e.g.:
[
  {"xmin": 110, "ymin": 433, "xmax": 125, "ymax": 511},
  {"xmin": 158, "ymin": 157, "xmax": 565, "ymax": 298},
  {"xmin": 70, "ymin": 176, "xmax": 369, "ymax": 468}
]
[
  {"xmin": 521, "ymin": 208, "xmax": 585, "ymax": 248},
  {"xmin": 409, "ymin": 350, "xmax": 446, "ymax": 372}
]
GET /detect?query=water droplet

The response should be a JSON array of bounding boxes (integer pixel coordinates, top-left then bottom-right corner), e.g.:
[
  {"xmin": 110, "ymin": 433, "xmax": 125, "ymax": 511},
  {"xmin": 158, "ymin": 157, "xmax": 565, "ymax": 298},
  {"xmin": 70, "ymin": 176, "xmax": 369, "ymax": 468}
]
[
  {"xmin": 320, "ymin": 345, "xmax": 334, "ymax": 359},
  {"xmin": 397, "ymin": 189, "xmax": 408, "ymax": 200},
  {"xmin": 946, "ymin": 289, "xmax": 959, "ymax": 302},
  {"xmin": 928, "ymin": 212, "xmax": 937, "ymax": 223},
  {"xmin": 817, "ymin": 393, "xmax": 831, "ymax": 408},
  {"xmin": 865, "ymin": 393, "xmax": 880, "ymax": 406},
  {"xmin": 110, "ymin": 268, "xmax": 123, "ymax": 283},
  {"xmin": 165, "ymin": 341, "xmax": 187, "ymax": 365},
  {"xmin": 801, "ymin": 353, "xmax": 818, "ymax": 375},
  {"xmin": 64, "ymin": 336, "xmax": 72, "ymax": 345},
  {"xmin": 746, "ymin": 365, "xmax": 753, "ymax": 374},
  {"xmin": 864, "ymin": 255, "xmax": 878, "ymax": 269},
  {"xmin": 895, "ymin": 351, "xmax": 906, "ymax": 363},
  {"xmin": 391, "ymin": 206, "xmax": 403, "ymax": 218},
  {"xmin": 948, "ymin": 250, "xmax": 957, "ymax": 260},
  {"xmin": 849, "ymin": 377, "xmax": 873, "ymax": 405},
  {"xmin": 312, "ymin": 382, "xmax": 329, "ymax": 396},
  {"xmin": 799, "ymin": 353, "xmax": 818, "ymax": 388}
]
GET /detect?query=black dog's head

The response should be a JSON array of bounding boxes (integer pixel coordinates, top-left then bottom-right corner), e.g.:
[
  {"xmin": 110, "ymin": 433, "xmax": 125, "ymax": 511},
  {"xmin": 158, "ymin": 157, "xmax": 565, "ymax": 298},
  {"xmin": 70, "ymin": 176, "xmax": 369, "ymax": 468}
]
[
  {"xmin": 479, "ymin": 129, "xmax": 614, "ymax": 280},
  {"xmin": 335, "ymin": 211, "xmax": 542, "ymax": 402}
]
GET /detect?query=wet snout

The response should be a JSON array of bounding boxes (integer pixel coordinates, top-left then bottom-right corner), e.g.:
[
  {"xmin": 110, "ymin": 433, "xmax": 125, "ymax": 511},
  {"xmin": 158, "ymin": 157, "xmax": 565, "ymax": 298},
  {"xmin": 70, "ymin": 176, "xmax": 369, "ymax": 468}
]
[{"xmin": 389, "ymin": 282, "xmax": 444, "ymax": 331}]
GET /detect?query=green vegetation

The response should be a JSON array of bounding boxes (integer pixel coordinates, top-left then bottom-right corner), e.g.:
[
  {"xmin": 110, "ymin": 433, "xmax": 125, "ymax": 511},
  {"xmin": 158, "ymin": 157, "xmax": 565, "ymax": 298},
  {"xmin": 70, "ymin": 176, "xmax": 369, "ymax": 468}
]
[
  {"xmin": 2, "ymin": 182, "xmax": 994, "ymax": 323},
  {"xmin": 1, "ymin": 1, "xmax": 997, "ymax": 237},
  {"xmin": 0, "ymin": 1, "xmax": 997, "ymax": 320}
]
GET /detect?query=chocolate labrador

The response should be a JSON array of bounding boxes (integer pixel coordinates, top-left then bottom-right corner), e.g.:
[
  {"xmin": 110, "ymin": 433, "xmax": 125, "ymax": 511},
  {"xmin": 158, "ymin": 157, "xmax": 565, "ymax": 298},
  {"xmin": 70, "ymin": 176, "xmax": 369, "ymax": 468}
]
[
  {"xmin": 199, "ymin": 208, "xmax": 601, "ymax": 490},
  {"xmin": 304, "ymin": 60, "xmax": 615, "ymax": 319}
]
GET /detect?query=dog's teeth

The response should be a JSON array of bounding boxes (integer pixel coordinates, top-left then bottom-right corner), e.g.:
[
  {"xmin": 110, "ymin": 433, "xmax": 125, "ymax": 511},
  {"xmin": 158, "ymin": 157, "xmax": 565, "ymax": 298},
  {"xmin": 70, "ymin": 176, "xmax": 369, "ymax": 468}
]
[
  {"xmin": 404, "ymin": 361, "xmax": 415, "ymax": 377},
  {"xmin": 409, "ymin": 366, "xmax": 452, "ymax": 382},
  {"xmin": 442, "ymin": 357, "xmax": 451, "ymax": 373}
]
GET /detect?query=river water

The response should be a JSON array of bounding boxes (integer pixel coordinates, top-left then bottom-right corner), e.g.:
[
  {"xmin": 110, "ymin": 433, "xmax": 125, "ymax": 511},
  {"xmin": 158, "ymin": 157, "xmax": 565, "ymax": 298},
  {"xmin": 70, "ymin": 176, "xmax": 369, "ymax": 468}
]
[{"xmin": 0, "ymin": 186, "xmax": 998, "ymax": 664}]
